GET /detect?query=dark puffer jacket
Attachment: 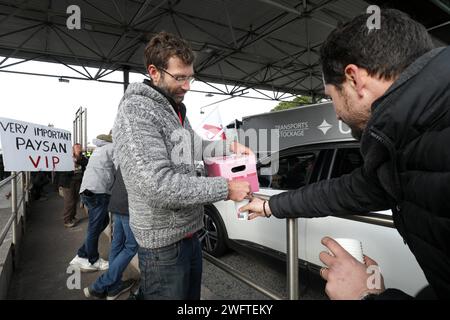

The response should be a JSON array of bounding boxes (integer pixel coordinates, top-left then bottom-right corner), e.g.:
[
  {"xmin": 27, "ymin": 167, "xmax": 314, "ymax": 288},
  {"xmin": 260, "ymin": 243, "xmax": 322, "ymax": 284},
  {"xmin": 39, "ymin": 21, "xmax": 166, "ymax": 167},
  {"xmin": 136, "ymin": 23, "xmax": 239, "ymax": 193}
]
[
  {"xmin": 56, "ymin": 155, "xmax": 88, "ymax": 187},
  {"xmin": 269, "ymin": 46, "xmax": 450, "ymax": 299},
  {"xmin": 108, "ymin": 167, "xmax": 129, "ymax": 216}
]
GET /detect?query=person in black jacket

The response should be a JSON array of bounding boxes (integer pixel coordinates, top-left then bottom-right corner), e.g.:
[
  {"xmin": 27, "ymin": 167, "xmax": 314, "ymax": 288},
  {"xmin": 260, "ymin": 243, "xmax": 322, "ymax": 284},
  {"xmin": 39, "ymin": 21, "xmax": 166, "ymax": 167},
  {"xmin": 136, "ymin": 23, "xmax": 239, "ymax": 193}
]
[
  {"xmin": 83, "ymin": 167, "xmax": 138, "ymax": 300},
  {"xmin": 241, "ymin": 9, "xmax": 449, "ymax": 300},
  {"xmin": 57, "ymin": 143, "xmax": 88, "ymax": 228}
]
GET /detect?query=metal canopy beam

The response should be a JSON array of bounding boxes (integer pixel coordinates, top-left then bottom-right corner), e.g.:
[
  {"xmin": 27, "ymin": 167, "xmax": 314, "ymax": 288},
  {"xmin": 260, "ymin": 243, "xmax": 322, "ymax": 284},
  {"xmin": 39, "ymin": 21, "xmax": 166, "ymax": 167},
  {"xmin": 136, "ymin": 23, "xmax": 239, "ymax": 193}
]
[{"xmin": 0, "ymin": 0, "xmax": 447, "ymax": 100}]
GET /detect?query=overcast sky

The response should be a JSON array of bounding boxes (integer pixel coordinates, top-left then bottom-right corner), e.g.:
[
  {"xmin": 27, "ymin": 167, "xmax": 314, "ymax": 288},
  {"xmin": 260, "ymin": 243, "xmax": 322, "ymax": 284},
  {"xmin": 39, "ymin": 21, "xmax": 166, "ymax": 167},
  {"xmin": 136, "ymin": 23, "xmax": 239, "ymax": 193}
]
[{"xmin": 0, "ymin": 57, "xmax": 279, "ymax": 148}]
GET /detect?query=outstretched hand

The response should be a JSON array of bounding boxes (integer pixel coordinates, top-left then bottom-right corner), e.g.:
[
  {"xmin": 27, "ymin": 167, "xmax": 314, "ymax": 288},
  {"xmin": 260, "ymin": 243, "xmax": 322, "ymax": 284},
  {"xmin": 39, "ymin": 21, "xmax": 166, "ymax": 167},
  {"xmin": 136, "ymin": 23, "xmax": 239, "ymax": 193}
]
[{"xmin": 239, "ymin": 197, "xmax": 272, "ymax": 219}]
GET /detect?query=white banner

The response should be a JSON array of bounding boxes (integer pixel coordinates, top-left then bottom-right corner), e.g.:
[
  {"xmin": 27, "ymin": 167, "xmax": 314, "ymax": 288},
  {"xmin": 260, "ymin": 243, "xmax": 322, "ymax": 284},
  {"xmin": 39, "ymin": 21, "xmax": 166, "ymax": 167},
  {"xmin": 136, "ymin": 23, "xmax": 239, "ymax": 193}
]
[{"xmin": 0, "ymin": 117, "xmax": 74, "ymax": 171}]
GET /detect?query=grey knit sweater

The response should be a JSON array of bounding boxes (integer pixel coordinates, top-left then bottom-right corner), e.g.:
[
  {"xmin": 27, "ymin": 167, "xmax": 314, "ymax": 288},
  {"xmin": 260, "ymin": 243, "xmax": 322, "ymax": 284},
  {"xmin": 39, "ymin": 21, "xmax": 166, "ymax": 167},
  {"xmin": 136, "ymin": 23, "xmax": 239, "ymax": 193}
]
[{"xmin": 113, "ymin": 82, "xmax": 232, "ymax": 249}]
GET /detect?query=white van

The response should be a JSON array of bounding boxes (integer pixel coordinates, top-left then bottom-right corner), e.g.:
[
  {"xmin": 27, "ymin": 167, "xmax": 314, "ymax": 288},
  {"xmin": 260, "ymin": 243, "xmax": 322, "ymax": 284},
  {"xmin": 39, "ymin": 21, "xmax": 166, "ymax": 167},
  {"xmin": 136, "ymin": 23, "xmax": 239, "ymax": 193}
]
[{"xmin": 199, "ymin": 102, "xmax": 428, "ymax": 297}]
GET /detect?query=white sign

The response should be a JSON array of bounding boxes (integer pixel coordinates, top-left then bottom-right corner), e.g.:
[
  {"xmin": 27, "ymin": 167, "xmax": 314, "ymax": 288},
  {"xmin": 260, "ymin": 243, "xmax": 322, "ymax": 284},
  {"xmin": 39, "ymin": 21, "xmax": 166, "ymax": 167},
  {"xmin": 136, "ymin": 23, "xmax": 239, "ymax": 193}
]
[{"xmin": 0, "ymin": 117, "xmax": 74, "ymax": 171}]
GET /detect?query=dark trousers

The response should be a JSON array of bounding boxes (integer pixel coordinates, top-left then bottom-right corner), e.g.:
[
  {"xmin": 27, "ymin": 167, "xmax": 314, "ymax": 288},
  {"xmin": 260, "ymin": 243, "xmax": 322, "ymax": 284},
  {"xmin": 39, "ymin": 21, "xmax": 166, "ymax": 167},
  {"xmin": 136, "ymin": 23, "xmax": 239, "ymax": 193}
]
[
  {"xmin": 62, "ymin": 178, "xmax": 82, "ymax": 223},
  {"xmin": 78, "ymin": 193, "xmax": 110, "ymax": 264}
]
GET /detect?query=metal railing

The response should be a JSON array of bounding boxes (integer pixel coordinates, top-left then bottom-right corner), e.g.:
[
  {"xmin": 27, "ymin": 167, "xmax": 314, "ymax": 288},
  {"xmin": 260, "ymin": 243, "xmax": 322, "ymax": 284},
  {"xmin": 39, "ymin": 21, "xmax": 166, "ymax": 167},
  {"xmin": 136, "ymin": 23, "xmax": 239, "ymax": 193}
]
[
  {"xmin": 255, "ymin": 192, "xmax": 300, "ymax": 300},
  {"xmin": 0, "ymin": 172, "xmax": 30, "ymax": 252}
]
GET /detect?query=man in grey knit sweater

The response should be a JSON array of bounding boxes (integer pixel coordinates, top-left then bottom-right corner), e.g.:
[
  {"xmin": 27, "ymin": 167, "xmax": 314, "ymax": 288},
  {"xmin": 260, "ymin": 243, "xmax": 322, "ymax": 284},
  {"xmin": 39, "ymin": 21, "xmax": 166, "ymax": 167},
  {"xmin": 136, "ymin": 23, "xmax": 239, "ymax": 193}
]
[{"xmin": 113, "ymin": 31, "xmax": 252, "ymax": 300}]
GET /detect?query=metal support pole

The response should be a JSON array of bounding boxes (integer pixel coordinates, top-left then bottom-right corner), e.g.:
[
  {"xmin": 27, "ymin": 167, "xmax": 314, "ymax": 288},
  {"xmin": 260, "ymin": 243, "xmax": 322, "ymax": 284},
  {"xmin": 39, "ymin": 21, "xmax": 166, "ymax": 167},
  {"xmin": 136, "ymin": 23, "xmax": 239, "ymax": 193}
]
[
  {"xmin": 26, "ymin": 171, "xmax": 31, "ymax": 202},
  {"xmin": 123, "ymin": 67, "xmax": 129, "ymax": 92},
  {"xmin": 11, "ymin": 171, "xmax": 17, "ymax": 246},
  {"xmin": 78, "ymin": 108, "xmax": 82, "ymax": 145},
  {"xmin": 286, "ymin": 218, "xmax": 299, "ymax": 300},
  {"xmin": 74, "ymin": 107, "xmax": 80, "ymax": 144},
  {"xmin": 24, "ymin": 171, "xmax": 30, "ymax": 232},
  {"xmin": 73, "ymin": 106, "xmax": 88, "ymax": 148},
  {"xmin": 78, "ymin": 109, "xmax": 81, "ymax": 145},
  {"xmin": 83, "ymin": 108, "xmax": 87, "ymax": 150},
  {"xmin": 21, "ymin": 172, "xmax": 26, "ymax": 223},
  {"xmin": 73, "ymin": 119, "xmax": 77, "ymax": 145}
]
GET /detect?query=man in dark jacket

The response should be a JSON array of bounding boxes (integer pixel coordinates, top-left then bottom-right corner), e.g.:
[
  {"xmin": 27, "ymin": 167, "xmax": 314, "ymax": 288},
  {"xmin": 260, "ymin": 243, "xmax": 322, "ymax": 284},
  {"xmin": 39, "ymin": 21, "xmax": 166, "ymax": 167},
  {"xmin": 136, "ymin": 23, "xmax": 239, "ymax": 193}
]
[{"xmin": 242, "ymin": 9, "xmax": 449, "ymax": 299}]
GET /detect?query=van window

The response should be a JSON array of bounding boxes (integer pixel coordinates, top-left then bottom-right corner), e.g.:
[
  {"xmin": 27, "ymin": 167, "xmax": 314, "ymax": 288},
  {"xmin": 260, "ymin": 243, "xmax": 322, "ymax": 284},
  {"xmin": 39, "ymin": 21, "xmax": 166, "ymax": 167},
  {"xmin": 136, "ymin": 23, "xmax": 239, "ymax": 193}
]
[
  {"xmin": 258, "ymin": 153, "xmax": 317, "ymax": 190},
  {"xmin": 331, "ymin": 148, "xmax": 363, "ymax": 178}
]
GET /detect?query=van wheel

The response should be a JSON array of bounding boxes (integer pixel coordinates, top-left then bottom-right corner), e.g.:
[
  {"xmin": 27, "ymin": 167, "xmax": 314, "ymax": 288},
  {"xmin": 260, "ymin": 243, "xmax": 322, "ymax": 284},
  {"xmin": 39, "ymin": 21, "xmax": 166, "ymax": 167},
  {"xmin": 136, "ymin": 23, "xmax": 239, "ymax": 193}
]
[{"xmin": 199, "ymin": 205, "xmax": 228, "ymax": 257}]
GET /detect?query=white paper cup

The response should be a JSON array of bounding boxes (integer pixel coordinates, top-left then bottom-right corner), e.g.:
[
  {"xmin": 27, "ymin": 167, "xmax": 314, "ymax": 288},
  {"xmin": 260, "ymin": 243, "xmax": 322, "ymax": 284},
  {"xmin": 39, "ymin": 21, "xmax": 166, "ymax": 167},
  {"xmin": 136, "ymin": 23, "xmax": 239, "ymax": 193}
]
[
  {"xmin": 235, "ymin": 199, "xmax": 249, "ymax": 220},
  {"xmin": 333, "ymin": 238, "xmax": 364, "ymax": 263}
]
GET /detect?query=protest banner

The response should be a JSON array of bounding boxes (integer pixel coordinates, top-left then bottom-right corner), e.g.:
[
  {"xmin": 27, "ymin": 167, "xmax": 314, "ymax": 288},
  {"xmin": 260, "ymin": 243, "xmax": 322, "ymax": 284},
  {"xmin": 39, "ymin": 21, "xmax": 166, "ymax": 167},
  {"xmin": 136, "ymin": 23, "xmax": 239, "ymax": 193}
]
[{"xmin": 0, "ymin": 117, "xmax": 74, "ymax": 171}]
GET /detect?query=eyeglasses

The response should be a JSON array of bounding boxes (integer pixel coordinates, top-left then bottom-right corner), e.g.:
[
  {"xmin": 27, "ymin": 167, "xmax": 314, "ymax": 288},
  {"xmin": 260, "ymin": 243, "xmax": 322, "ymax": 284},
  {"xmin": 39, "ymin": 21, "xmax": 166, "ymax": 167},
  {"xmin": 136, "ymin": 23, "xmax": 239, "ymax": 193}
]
[{"xmin": 158, "ymin": 68, "xmax": 195, "ymax": 84}]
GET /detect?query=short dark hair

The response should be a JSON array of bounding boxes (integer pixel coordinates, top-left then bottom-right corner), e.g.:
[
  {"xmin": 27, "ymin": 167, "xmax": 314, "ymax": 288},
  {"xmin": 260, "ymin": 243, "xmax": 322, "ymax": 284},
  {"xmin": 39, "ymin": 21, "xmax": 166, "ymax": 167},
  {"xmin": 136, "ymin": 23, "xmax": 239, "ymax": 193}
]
[
  {"xmin": 320, "ymin": 9, "xmax": 434, "ymax": 86},
  {"xmin": 144, "ymin": 31, "xmax": 195, "ymax": 69}
]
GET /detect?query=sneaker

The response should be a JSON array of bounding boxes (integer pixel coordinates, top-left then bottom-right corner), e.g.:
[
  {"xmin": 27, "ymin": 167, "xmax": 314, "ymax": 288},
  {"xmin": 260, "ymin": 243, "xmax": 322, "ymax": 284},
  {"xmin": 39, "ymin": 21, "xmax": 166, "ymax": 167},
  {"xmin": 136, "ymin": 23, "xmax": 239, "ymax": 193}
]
[
  {"xmin": 70, "ymin": 255, "xmax": 107, "ymax": 272},
  {"xmin": 84, "ymin": 286, "xmax": 106, "ymax": 299},
  {"xmin": 93, "ymin": 258, "xmax": 109, "ymax": 270},
  {"xmin": 80, "ymin": 257, "xmax": 109, "ymax": 272},
  {"xmin": 127, "ymin": 290, "xmax": 140, "ymax": 300},
  {"xmin": 64, "ymin": 220, "xmax": 76, "ymax": 228},
  {"xmin": 107, "ymin": 279, "xmax": 136, "ymax": 300},
  {"xmin": 69, "ymin": 255, "xmax": 89, "ymax": 268}
]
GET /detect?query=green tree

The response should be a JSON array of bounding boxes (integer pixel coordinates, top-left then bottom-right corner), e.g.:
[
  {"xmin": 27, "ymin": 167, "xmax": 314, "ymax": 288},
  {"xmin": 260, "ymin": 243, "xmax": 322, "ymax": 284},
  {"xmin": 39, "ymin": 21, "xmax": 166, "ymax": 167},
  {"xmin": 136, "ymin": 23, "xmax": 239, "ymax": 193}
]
[{"xmin": 271, "ymin": 96, "xmax": 313, "ymax": 112}]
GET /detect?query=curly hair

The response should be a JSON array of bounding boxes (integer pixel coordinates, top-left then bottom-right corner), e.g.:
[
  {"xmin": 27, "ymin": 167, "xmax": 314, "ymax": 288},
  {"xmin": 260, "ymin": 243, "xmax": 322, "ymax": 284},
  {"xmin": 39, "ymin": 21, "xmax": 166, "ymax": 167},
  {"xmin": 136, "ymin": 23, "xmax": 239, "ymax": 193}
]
[{"xmin": 144, "ymin": 31, "xmax": 195, "ymax": 69}]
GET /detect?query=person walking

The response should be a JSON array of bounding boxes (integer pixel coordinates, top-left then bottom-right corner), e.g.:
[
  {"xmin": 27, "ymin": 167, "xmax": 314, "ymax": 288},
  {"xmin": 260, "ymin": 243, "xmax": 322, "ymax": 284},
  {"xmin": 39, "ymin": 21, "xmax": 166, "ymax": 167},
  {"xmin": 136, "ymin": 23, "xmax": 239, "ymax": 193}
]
[{"xmin": 70, "ymin": 133, "xmax": 115, "ymax": 272}]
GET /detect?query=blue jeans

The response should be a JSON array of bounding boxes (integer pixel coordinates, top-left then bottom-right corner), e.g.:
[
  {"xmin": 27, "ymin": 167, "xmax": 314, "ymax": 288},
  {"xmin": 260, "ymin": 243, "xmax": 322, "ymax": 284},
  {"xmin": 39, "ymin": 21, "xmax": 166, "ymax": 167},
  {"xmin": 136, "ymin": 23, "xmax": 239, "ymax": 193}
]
[
  {"xmin": 78, "ymin": 193, "xmax": 110, "ymax": 264},
  {"xmin": 92, "ymin": 214, "xmax": 138, "ymax": 293},
  {"xmin": 138, "ymin": 234, "xmax": 202, "ymax": 300}
]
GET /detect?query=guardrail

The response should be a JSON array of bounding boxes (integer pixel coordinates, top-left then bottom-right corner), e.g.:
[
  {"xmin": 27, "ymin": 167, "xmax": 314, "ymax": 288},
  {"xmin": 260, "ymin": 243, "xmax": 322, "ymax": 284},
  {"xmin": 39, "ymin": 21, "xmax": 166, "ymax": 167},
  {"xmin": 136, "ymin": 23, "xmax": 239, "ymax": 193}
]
[
  {"xmin": 254, "ymin": 192, "xmax": 300, "ymax": 299},
  {"xmin": 0, "ymin": 172, "xmax": 30, "ymax": 255}
]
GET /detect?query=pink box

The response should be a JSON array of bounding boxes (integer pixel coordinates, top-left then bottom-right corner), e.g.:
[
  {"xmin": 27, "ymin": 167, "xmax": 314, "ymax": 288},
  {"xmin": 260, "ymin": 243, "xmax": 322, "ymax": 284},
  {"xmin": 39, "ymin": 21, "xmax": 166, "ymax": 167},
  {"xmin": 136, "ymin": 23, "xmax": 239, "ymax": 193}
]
[{"xmin": 205, "ymin": 154, "xmax": 259, "ymax": 193}]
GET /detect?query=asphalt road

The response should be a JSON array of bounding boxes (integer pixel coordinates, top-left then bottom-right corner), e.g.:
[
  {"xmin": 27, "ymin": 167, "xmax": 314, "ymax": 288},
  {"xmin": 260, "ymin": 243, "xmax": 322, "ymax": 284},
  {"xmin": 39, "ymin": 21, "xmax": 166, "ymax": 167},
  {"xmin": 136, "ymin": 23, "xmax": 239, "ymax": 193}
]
[
  {"xmin": 201, "ymin": 247, "xmax": 328, "ymax": 300},
  {"xmin": 1, "ymin": 178, "xmax": 327, "ymax": 301}
]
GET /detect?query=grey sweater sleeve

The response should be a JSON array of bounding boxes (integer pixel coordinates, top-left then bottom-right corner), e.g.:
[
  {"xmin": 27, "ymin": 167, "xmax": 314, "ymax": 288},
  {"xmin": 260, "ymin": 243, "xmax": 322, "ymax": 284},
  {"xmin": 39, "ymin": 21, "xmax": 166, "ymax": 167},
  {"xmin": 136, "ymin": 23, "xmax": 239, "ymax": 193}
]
[{"xmin": 115, "ymin": 103, "xmax": 229, "ymax": 209}]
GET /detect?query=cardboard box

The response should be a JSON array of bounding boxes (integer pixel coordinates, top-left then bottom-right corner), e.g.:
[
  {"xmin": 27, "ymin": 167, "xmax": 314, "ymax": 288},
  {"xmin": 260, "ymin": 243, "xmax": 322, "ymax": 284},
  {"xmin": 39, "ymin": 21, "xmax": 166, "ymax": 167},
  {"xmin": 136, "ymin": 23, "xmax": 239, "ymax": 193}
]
[{"xmin": 205, "ymin": 154, "xmax": 259, "ymax": 192}]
